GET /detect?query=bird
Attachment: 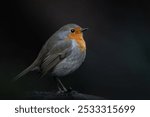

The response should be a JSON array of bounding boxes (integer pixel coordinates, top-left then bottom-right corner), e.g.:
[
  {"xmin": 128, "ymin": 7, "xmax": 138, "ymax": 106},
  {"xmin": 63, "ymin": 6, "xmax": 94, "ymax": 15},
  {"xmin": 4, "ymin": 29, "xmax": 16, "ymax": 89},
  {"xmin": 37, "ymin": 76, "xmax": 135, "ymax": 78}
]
[{"xmin": 14, "ymin": 24, "xmax": 88, "ymax": 93}]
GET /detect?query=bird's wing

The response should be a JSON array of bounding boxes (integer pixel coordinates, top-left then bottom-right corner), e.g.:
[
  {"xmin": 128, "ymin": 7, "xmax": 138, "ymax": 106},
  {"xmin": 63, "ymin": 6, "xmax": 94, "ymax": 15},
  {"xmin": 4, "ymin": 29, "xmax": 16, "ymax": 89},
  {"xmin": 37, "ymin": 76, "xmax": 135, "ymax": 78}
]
[{"xmin": 40, "ymin": 40, "xmax": 72, "ymax": 77}]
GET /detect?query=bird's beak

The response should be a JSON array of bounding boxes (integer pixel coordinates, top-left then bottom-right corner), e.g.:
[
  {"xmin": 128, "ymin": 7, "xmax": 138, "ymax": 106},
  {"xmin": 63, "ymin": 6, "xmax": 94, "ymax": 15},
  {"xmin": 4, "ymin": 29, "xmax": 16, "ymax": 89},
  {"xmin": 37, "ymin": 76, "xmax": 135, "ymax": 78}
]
[{"xmin": 81, "ymin": 28, "xmax": 88, "ymax": 32}]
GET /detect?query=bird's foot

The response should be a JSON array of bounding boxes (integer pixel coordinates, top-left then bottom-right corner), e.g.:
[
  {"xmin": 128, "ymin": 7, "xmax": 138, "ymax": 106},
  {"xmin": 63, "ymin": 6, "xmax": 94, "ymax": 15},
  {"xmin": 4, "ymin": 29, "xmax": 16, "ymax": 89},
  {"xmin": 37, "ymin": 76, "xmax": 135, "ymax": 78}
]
[
  {"xmin": 56, "ymin": 87, "xmax": 73, "ymax": 95},
  {"xmin": 56, "ymin": 86, "xmax": 68, "ymax": 95}
]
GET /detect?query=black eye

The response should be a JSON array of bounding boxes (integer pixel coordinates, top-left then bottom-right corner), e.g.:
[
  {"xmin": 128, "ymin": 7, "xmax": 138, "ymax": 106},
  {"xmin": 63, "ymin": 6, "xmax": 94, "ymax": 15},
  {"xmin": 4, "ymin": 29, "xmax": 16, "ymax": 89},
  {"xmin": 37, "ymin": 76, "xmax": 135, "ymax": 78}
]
[{"xmin": 71, "ymin": 29, "xmax": 75, "ymax": 33}]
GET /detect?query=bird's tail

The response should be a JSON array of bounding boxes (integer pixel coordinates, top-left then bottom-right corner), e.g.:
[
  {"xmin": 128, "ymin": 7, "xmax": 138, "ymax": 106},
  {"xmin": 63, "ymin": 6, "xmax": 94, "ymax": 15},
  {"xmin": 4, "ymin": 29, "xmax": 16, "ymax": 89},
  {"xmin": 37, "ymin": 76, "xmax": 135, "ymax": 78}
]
[
  {"xmin": 13, "ymin": 65, "xmax": 35, "ymax": 82},
  {"xmin": 12, "ymin": 47, "xmax": 44, "ymax": 82},
  {"xmin": 12, "ymin": 58, "xmax": 40, "ymax": 82}
]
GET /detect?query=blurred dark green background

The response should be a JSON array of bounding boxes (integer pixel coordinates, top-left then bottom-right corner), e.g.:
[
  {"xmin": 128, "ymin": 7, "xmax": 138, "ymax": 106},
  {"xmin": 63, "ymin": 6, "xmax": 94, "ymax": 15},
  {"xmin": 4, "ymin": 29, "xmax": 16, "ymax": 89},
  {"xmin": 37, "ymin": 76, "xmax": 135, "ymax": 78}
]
[{"xmin": 0, "ymin": 0, "xmax": 150, "ymax": 99}]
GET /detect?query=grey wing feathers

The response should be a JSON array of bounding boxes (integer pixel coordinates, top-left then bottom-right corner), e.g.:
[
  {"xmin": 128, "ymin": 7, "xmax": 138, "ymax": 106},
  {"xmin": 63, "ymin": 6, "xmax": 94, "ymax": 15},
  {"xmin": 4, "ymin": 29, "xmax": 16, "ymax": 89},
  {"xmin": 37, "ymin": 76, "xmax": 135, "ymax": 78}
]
[
  {"xmin": 40, "ymin": 40, "xmax": 72, "ymax": 77},
  {"xmin": 41, "ymin": 54, "xmax": 60, "ymax": 77}
]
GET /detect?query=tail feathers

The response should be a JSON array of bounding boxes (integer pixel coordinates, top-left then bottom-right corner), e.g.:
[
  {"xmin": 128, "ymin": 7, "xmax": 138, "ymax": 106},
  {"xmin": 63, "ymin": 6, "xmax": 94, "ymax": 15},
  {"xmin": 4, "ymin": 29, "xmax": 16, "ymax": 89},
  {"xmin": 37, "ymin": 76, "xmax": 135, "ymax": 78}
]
[{"xmin": 13, "ymin": 65, "xmax": 36, "ymax": 82}]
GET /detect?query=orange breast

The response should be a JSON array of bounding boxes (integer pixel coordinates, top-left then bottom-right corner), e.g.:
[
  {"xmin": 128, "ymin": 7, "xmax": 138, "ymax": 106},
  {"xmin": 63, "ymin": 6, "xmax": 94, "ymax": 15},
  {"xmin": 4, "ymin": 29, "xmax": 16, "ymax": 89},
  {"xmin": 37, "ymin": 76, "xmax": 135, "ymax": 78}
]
[{"xmin": 68, "ymin": 33, "xmax": 86, "ymax": 52}]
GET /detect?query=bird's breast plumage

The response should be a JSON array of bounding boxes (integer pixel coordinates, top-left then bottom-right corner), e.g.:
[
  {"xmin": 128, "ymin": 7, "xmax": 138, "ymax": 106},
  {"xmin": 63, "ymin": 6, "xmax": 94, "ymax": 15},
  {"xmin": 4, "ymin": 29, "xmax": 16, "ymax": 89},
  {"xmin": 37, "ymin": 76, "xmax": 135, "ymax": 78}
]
[{"xmin": 52, "ymin": 40, "xmax": 86, "ymax": 77}]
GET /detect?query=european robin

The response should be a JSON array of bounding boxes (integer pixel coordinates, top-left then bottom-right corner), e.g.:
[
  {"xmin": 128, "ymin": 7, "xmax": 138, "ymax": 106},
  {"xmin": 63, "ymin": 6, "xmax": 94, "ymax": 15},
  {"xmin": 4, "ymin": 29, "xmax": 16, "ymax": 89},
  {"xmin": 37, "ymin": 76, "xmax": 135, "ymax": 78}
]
[{"xmin": 14, "ymin": 24, "xmax": 88, "ymax": 92}]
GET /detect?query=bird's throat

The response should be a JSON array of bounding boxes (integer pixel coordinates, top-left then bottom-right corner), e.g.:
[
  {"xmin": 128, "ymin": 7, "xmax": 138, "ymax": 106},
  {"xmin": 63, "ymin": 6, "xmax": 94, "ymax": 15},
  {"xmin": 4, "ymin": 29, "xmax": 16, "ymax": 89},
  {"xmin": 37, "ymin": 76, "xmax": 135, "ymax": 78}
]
[{"xmin": 68, "ymin": 33, "xmax": 86, "ymax": 52}]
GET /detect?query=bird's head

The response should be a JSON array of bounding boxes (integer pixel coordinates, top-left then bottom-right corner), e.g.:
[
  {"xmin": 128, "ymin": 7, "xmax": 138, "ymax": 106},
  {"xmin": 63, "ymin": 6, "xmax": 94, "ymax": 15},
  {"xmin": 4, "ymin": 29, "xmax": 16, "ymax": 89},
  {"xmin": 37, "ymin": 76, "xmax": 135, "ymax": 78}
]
[{"xmin": 57, "ymin": 24, "xmax": 88, "ymax": 51}]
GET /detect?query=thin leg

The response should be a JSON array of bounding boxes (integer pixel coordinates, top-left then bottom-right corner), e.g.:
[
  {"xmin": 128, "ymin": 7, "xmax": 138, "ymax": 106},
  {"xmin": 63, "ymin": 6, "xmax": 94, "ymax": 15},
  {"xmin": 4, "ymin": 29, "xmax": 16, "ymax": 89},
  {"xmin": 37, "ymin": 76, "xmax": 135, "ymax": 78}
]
[
  {"xmin": 54, "ymin": 77, "xmax": 67, "ymax": 92},
  {"xmin": 57, "ymin": 82, "xmax": 63, "ymax": 92}
]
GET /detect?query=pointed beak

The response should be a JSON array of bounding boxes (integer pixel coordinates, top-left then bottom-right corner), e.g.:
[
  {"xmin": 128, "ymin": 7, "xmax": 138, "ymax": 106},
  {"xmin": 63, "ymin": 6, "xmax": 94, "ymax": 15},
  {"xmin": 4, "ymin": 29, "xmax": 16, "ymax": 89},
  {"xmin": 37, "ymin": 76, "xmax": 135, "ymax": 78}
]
[{"xmin": 81, "ymin": 28, "xmax": 88, "ymax": 32}]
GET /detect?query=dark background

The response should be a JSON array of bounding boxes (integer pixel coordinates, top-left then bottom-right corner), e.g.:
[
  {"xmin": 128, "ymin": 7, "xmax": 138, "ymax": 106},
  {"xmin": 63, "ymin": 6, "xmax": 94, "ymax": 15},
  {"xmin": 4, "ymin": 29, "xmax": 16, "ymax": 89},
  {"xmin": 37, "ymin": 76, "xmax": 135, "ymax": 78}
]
[{"xmin": 0, "ymin": 0, "xmax": 150, "ymax": 99}]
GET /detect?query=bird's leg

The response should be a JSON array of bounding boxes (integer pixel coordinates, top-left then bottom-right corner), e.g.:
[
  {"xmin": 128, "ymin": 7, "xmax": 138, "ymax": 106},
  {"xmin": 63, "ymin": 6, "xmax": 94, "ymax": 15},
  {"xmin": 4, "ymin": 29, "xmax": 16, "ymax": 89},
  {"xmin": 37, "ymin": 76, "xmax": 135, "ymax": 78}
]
[
  {"xmin": 54, "ymin": 77, "xmax": 67, "ymax": 92},
  {"xmin": 56, "ymin": 77, "xmax": 68, "ymax": 92},
  {"xmin": 53, "ymin": 77, "xmax": 63, "ymax": 93},
  {"xmin": 57, "ymin": 84, "xmax": 63, "ymax": 93}
]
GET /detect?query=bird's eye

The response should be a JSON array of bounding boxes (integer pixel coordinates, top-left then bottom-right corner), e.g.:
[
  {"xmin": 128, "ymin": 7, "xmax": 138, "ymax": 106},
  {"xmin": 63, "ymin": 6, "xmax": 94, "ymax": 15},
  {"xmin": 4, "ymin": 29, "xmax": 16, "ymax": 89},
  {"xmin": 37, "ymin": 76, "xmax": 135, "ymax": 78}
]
[{"xmin": 71, "ymin": 29, "xmax": 75, "ymax": 33}]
